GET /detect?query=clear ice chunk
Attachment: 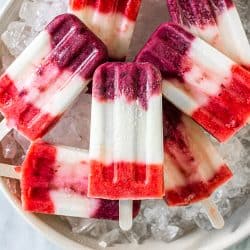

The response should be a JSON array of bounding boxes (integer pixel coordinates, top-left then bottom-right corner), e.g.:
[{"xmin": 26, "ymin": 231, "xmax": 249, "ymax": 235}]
[
  {"xmin": 1, "ymin": 21, "xmax": 36, "ymax": 56},
  {"xmin": 1, "ymin": 133, "xmax": 17, "ymax": 159},
  {"xmin": 45, "ymin": 92, "xmax": 91, "ymax": 149},
  {"xmin": 19, "ymin": 0, "xmax": 67, "ymax": 32}
]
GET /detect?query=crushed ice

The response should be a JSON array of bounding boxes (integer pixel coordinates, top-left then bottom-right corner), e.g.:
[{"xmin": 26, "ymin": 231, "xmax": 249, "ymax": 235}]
[
  {"xmin": 1, "ymin": 0, "xmax": 68, "ymax": 57},
  {"xmin": 0, "ymin": 0, "xmax": 250, "ymax": 247}
]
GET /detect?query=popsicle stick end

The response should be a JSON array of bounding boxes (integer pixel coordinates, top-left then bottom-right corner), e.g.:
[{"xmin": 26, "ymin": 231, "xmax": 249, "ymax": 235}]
[
  {"xmin": 119, "ymin": 200, "xmax": 133, "ymax": 231},
  {"xmin": 201, "ymin": 198, "xmax": 225, "ymax": 229}
]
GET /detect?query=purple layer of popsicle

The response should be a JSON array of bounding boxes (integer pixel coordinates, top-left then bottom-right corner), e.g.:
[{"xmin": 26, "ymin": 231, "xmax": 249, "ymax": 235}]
[
  {"xmin": 135, "ymin": 23, "xmax": 193, "ymax": 81},
  {"xmin": 167, "ymin": 0, "xmax": 234, "ymax": 27},
  {"xmin": 46, "ymin": 14, "xmax": 108, "ymax": 80},
  {"xmin": 92, "ymin": 62, "xmax": 162, "ymax": 110}
]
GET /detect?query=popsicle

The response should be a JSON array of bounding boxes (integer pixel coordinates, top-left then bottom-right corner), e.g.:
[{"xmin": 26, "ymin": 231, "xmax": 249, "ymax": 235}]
[
  {"xmin": 135, "ymin": 22, "xmax": 250, "ymax": 142},
  {"xmin": 88, "ymin": 62, "xmax": 163, "ymax": 229},
  {"xmin": 0, "ymin": 140, "xmax": 140, "ymax": 219},
  {"xmin": 162, "ymin": 98, "xmax": 232, "ymax": 203},
  {"xmin": 0, "ymin": 13, "xmax": 108, "ymax": 141},
  {"xmin": 89, "ymin": 62, "xmax": 164, "ymax": 199},
  {"xmin": 69, "ymin": 0, "xmax": 141, "ymax": 60},
  {"xmin": 166, "ymin": 0, "xmax": 250, "ymax": 69}
]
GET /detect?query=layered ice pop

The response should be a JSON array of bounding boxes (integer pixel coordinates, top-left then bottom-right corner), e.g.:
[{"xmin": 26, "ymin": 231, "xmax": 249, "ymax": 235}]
[
  {"xmin": 0, "ymin": 14, "xmax": 107, "ymax": 141},
  {"xmin": 166, "ymin": 0, "xmax": 250, "ymax": 68},
  {"xmin": 1, "ymin": 141, "xmax": 140, "ymax": 219},
  {"xmin": 136, "ymin": 22, "xmax": 250, "ymax": 142},
  {"xmin": 167, "ymin": 0, "xmax": 250, "ymax": 68},
  {"xmin": 88, "ymin": 62, "xmax": 164, "ymax": 200},
  {"xmin": 162, "ymin": 99, "xmax": 233, "ymax": 206},
  {"xmin": 69, "ymin": 0, "xmax": 141, "ymax": 60}
]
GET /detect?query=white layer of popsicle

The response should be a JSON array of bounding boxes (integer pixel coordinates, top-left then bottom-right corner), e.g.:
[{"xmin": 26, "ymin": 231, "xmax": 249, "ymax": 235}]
[{"xmin": 90, "ymin": 97, "xmax": 163, "ymax": 164}]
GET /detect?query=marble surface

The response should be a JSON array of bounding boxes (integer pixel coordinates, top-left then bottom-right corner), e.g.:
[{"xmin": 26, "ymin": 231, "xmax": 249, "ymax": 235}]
[{"xmin": 0, "ymin": 0, "xmax": 249, "ymax": 250}]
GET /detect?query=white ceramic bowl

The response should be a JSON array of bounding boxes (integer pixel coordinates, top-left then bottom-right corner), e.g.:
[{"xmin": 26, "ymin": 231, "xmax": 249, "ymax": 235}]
[{"xmin": 0, "ymin": 1, "xmax": 250, "ymax": 249}]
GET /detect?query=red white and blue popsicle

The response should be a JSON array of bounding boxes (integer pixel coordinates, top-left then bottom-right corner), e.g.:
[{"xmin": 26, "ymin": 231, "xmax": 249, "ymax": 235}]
[
  {"xmin": 136, "ymin": 22, "xmax": 250, "ymax": 142},
  {"xmin": 88, "ymin": 62, "xmax": 164, "ymax": 200},
  {"xmin": 162, "ymin": 99, "xmax": 233, "ymax": 228},
  {"xmin": 88, "ymin": 62, "xmax": 164, "ymax": 230},
  {"xmin": 69, "ymin": 0, "xmax": 141, "ymax": 60},
  {"xmin": 0, "ymin": 141, "xmax": 141, "ymax": 220},
  {"xmin": 166, "ymin": 0, "xmax": 250, "ymax": 68},
  {"xmin": 0, "ymin": 14, "xmax": 107, "ymax": 141},
  {"xmin": 162, "ymin": 99, "xmax": 233, "ymax": 206}
]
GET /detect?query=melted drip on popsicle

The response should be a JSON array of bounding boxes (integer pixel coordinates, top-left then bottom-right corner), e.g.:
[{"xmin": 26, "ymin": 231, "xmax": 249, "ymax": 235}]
[
  {"xmin": 93, "ymin": 62, "xmax": 162, "ymax": 110},
  {"xmin": 69, "ymin": 0, "xmax": 141, "ymax": 21}
]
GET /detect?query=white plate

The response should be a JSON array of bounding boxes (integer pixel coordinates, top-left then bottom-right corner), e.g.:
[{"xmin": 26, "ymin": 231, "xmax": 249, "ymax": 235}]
[{"xmin": 0, "ymin": 0, "xmax": 250, "ymax": 249}]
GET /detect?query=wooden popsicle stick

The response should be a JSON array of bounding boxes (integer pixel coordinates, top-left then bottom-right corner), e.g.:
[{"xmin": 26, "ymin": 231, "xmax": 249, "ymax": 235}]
[
  {"xmin": 201, "ymin": 198, "xmax": 224, "ymax": 229},
  {"xmin": 0, "ymin": 163, "xmax": 21, "ymax": 179},
  {"xmin": 0, "ymin": 119, "xmax": 12, "ymax": 141},
  {"xmin": 119, "ymin": 200, "xmax": 133, "ymax": 231}
]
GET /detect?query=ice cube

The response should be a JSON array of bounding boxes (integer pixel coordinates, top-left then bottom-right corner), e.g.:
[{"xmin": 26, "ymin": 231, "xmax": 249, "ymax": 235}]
[
  {"xmin": 182, "ymin": 205, "xmax": 201, "ymax": 221},
  {"xmin": 13, "ymin": 131, "xmax": 30, "ymax": 154},
  {"xmin": 142, "ymin": 200, "xmax": 170, "ymax": 225},
  {"xmin": 151, "ymin": 224, "xmax": 183, "ymax": 242},
  {"xmin": 89, "ymin": 220, "xmax": 115, "ymax": 238},
  {"xmin": 1, "ymin": 133, "xmax": 17, "ymax": 159},
  {"xmin": 194, "ymin": 213, "xmax": 213, "ymax": 231},
  {"xmin": 19, "ymin": 1, "xmax": 50, "ymax": 31},
  {"xmin": 48, "ymin": 1, "xmax": 68, "ymax": 21},
  {"xmin": 225, "ymin": 185, "xmax": 242, "ymax": 199},
  {"xmin": 98, "ymin": 228, "xmax": 128, "ymax": 247},
  {"xmin": 216, "ymin": 137, "xmax": 245, "ymax": 169},
  {"xmin": 212, "ymin": 189, "xmax": 224, "ymax": 204},
  {"xmin": 125, "ymin": 218, "xmax": 149, "ymax": 244},
  {"xmin": 1, "ymin": 21, "xmax": 36, "ymax": 56},
  {"xmin": 65, "ymin": 217, "xmax": 98, "ymax": 234},
  {"xmin": 217, "ymin": 199, "xmax": 232, "ymax": 217},
  {"xmin": 45, "ymin": 93, "xmax": 91, "ymax": 149},
  {"xmin": 19, "ymin": 0, "xmax": 67, "ymax": 32}
]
